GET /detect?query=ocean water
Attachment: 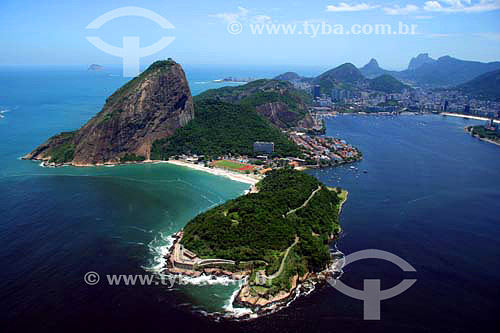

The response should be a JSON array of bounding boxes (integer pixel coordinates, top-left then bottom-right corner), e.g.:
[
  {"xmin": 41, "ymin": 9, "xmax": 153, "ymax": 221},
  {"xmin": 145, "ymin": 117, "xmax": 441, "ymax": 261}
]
[{"xmin": 1, "ymin": 65, "xmax": 499, "ymax": 332}]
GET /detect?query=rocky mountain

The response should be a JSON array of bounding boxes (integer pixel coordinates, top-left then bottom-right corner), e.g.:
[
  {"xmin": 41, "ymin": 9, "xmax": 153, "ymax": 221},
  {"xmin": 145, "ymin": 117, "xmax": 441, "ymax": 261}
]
[
  {"xmin": 359, "ymin": 58, "xmax": 389, "ymax": 78},
  {"xmin": 25, "ymin": 60, "xmax": 194, "ymax": 166},
  {"xmin": 408, "ymin": 53, "xmax": 435, "ymax": 70},
  {"xmin": 397, "ymin": 55, "xmax": 500, "ymax": 87},
  {"xmin": 369, "ymin": 74, "xmax": 410, "ymax": 93},
  {"xmin": 456, "ymin": 69, "xmax": 500, "ymax": 101},
  {"xmin": 313, "ymin": 63, "xmax": 365, "ymax": 93},
  {"xmin": 195, "ymin": 79, "xmax": 312, "ymax": 129}
]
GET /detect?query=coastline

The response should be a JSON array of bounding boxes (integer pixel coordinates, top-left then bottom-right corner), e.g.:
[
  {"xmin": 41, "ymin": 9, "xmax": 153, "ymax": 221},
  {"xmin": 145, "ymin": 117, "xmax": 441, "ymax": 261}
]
[
  {"xmin": 163, "ymin": 230, "xmax": 341, "ymax": 320},
  {"xmin": 28, "ymin": 157, "xmax": 261, "ymax": 186},
  {"xmin": 464, "ymin": 127, "xmax": 500, "ymax": 147},
  {"xmin": 164, "ymin": 160, "xmax": 260, "ymax": 185},
  {"xmin": 441, "ymin": 112, "xmax": 500, "ymax": 124},
  {"xmin": 161, "ymin": 187, "xmax": 349, "ymax": 319}
]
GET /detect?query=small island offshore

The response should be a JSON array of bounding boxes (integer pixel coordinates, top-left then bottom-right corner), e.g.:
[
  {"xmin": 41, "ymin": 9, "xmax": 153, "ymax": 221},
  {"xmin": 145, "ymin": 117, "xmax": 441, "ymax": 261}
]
[{"xmin": 166, "ymin": 168, "xmax": 347, "ymax": 316}]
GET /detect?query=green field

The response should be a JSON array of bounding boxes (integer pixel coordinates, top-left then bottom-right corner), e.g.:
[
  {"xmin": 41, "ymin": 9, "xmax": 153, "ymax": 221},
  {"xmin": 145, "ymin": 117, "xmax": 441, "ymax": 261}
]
[{"xmin": 211, "ymin": 160, "xmax": 255, "ymax": 172}]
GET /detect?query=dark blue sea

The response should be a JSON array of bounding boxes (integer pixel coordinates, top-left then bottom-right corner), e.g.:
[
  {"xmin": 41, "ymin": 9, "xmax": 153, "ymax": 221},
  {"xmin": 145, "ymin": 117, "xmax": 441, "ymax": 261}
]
[{"xmin": 1, "ymin": 65, "xmax": 499, "ymax": 332}]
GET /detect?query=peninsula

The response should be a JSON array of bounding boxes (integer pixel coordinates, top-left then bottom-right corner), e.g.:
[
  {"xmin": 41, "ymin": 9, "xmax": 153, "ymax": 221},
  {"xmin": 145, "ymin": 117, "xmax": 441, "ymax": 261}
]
[
  {"xmin": 25, "ymin": 59, "xmax": 361, "ymax": 172},
  {"xmin": 164, "ymin": 169, "xmax": 347, "ymax": 315},
  {"xmin": 22, "ymin": 59, "xmax": 357, "ymax": 317}
]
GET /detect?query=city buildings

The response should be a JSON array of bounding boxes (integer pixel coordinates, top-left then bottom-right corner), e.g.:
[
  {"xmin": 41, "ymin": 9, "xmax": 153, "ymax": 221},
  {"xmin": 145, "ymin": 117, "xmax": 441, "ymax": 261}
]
[{"xmin": 253, "ymin": 141, "xmax": 275, "ymax": 154}]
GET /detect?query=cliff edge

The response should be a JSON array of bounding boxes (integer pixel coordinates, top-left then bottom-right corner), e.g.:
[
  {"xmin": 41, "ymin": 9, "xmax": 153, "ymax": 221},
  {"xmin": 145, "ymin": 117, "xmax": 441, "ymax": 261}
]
[{"xmin": 24, "ymin": 60, "xmax": 194, "ymax": 166}]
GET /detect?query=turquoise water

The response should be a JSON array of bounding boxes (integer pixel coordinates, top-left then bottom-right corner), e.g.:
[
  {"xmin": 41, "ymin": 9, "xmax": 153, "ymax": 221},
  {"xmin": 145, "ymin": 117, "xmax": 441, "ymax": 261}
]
[
  {"xmin": 2, "ymin": 65, "xmax": 499, "ymax": 332},
  {"xmin": 0, "ymin": 65, "xmax": 281, "ymax": 328}
]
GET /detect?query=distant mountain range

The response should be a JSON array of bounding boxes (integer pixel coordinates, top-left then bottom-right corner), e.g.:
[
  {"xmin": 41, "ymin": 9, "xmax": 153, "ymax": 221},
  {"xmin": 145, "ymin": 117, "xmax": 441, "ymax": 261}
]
[
  {"xmin": 456, "ymin": 68, "xmax": 500, "ymax": 101},
  {"xmin": 276, "ymin": 62, "xmax": 409, "ymax": 94},
  {"xmin": 358, "ymin": 54, "xmax": 500, "ymax": 87},
  {"xmin": 275, "ymin": 54, "xmax": 500, "ymax": 95}
]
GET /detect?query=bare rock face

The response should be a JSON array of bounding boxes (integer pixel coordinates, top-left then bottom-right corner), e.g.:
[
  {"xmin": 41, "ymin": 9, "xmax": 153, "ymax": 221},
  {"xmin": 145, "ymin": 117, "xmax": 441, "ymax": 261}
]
[
  {"xmin": 255, "ymin": 102, "xmax": 301, "ymax": 129},
  {"xmin": 25, "ymin": 60, "xmax": 194, "ymax": 165}
]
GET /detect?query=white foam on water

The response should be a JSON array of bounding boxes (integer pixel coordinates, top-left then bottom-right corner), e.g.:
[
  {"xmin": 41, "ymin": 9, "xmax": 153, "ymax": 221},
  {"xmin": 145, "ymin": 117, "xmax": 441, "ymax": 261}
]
[
  {"xmin": 142, "ymin": 232, "xmax": 175, "ymax": 272},
  {"xmin": 176, "ymin": 274, "xmax": 243, "ymax": 287},
  {"xmin": 143, "ymin": 229, "xmax": 346, "ymax": 320},
  {"xmin": 223, "ymin": 287, "xmax": 254, "ymax": 318},
  {"xmin": 127, "ymin": 226, "xmax": 152, "ymax": 233}
]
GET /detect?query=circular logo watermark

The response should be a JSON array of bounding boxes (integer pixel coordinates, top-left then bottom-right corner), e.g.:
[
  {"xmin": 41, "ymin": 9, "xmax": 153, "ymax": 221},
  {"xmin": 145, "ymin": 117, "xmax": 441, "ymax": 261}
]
[
  {"xmin": 85, "ymin": 6, "xmax": 176, "ymax": 77},
  {"xmin": 84, "ymin": 271, "xmax": 100, "ymax": 285},
  {"xmin": 227, "ymin": 21, "xmax": 243, "ymax": 35},
  {"xmin": 328, "ymin": 249, "xmax": 417, "ymax": 320}
]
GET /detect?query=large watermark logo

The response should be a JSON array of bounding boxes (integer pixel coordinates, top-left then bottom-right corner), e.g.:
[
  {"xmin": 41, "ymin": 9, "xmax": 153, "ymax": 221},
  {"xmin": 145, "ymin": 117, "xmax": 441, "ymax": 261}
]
[
  {"xmin": 329, "ymin": 249, "xmax": 417, "ymax": 320},
  {"xmin": 85, "ymin": 7, "xmax": 175, "ymax": 77}
]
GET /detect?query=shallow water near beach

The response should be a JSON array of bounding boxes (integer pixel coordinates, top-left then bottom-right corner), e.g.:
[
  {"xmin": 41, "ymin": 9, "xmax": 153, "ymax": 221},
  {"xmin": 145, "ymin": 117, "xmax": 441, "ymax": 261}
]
[{"xmin": 1, "ymin": 66, "xmax": 500, "ymax": 332}]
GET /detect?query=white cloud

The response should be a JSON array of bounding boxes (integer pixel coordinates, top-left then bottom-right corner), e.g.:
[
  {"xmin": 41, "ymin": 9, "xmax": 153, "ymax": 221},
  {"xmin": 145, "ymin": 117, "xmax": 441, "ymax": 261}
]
[
  {"xmin": 253, "ymin": 15, "xmax": 272, "ymax": 24},
  {"xmin": 419, "ymin": 32, "xmax": 463, "ymax": 38},
  {"xmin": 210, "ymin": 7, "xmax": 273, "ymax": 24},
  {"xmin": 427, "ymin": 33, "xmax": 453, "ymax": 37},
  {"xmin": 473, "ymin": 32, "xmax": 500, "ymax": 40},
  {"xmin": 383, "ymin": 4, "xmax": 419, "ymax": 15},
  {"xmin": 210, "ymin": 6, "xmax": 249, "ymax": 22},
  {"xmin": 423, "ymin": 0, "xmax": 500, "ymax": 13},
  {"xmin": 415, "ymin": 15, "xmax": 434, "ymax": 18},
  {"xmin": 326, "ymin": 3, "xmax": 378, "ymax": 12}
]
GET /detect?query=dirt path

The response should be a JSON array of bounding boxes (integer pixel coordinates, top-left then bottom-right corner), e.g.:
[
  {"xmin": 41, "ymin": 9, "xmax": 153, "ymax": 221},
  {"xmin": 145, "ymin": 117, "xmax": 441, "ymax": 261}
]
[
  {"xmin": 266, "ymin": 236, "xmax": 299, "ymax": 280},
  {"xmin": 286, "ymin": 185, "xmax": 321, "ymax": 216}
]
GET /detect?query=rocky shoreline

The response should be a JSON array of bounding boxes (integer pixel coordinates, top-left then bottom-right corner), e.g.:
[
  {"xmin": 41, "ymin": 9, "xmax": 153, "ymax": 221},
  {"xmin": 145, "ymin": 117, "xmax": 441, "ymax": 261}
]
[{"xmin": 162, "ymin": 230, "xmax": 342, "ymax": 319}]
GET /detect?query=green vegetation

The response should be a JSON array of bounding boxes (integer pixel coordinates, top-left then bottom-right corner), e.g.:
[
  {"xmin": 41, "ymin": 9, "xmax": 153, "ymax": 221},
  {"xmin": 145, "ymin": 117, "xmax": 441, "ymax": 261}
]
[
  {"xmin": 120, "ymin": 153, "xmax": 146, "ymax": 162},
  {"xmin": 313, "ymin": 63, "xmax": 365, "ymax": 94},
  {"xmin": 195, "ymin": 79, "xmax": 311, "ymax": 128},
  {"xmin": 377, "ymin": 100, "xmax": 400, "ymax": 107},
  {"xmin": 181, "ymin": 169, "xmax": 342, "ymax": 287},
  {"xmin": 105, "ymin": 59, "xmax": 176, "ymax": 107},
  {"xmin": 212, "ymin": 160, "xmax": 255, "ymax": 172},
  {"xmin": 457, "ymin": 69, "xmax": 500, "ymax": 101},
  {"xmin": 150, "ymin": 100, "xmax": 303, "ymax": 159},
  {"xmin": 467, "ymin": 125, "xmax": 500, "ymax": 142},
  {"xmin": 46, "ymin": 131, "xmax": 76, "ymax": 164},
  {"xmin": 369, "ymin": 74, "xmax": 410, "ymax": 93}
]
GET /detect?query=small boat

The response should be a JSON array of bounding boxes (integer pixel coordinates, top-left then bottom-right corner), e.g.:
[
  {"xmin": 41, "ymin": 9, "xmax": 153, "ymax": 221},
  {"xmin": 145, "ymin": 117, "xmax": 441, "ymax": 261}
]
[{"xmin": 363, "ymin": 170, "xmax": 368, "ymax": 173}]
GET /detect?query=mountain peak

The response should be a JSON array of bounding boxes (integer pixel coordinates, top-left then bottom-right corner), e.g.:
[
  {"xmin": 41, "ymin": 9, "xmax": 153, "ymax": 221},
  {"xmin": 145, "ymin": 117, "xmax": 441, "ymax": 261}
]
[
  {"xmin": 359, "ymin": 58, "xmax": 389, "ymax": 78},
  {"xmin": 314, "ymin": 63, "xmax": 365, "ymax": 93},
  {"xmin": 320, "ymin": 63, "xmax": 363, "ymax": 81},
  {"xmin": 368, "ymin": 58, "xmax": 379, "ymax": 66},
  {"xmin": 408, "ymin": 53, "xmax": 436, "ymax": 70},
  {"xmin": 362, "ymin": 58, "xmax": 381, "ymax": 70},
  {"xmin": 437, "ymin": 55, "xmax": 455, "ymax": 62},
  {"xmin": 25, "ymin": 59, "xmax": 194, "ymax": 165}
]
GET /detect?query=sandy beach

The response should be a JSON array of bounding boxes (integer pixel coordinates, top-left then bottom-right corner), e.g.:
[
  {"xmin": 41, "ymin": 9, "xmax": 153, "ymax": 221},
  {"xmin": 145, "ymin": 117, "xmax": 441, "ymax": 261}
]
[
  {"xmin": 164, "ymin": 160, "xmax": 260, "ymax": 185},
  {"xmin": 441, "ymin": 112, "xmax": 500, "ymax": 124}
]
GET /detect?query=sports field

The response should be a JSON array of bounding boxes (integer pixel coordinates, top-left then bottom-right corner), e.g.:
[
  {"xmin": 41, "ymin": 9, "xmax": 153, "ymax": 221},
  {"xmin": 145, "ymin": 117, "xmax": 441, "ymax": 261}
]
[{"xmin": 211, "ymin": 160, "xmax": 256, "ymax": 173}]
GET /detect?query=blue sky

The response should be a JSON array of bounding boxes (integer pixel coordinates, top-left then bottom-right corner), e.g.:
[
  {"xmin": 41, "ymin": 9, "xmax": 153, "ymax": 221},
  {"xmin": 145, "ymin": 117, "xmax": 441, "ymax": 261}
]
[{"xmin": 0, "ymin": 0, "xmax": 499, "ymax": 69}]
